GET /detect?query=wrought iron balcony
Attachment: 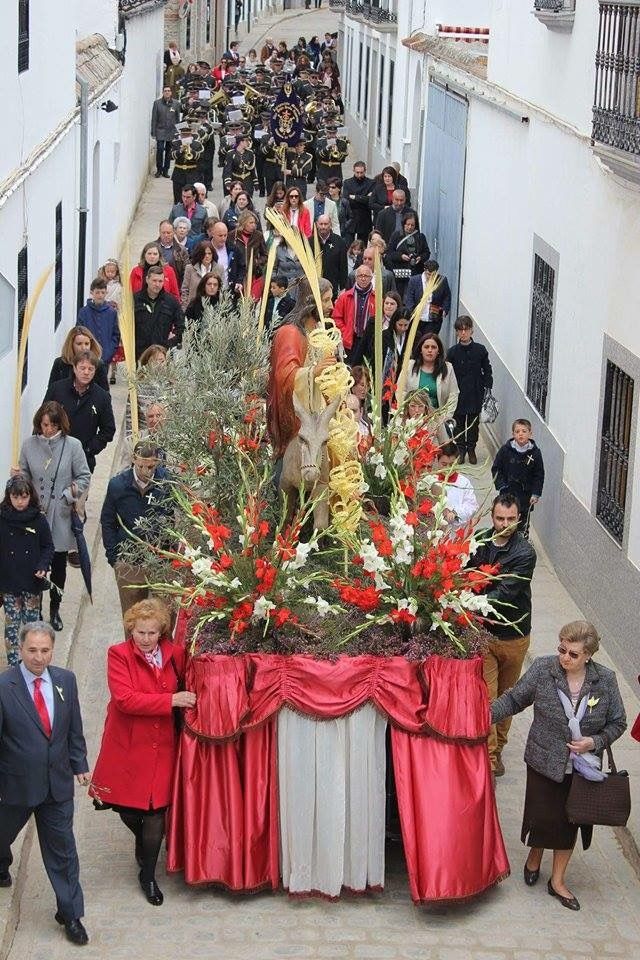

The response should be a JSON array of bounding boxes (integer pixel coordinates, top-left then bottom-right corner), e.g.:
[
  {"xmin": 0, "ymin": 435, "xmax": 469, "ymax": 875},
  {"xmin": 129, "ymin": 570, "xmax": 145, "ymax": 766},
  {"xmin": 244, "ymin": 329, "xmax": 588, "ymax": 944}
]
[
  {"xmin": 592, "ymin": 2, "xmax": 640, "ymax": 184},
  {"xmin": 119, "ymin": 0, "xmax": 167, "ymax": 18},
  {"xmin": 344, "ymin": 0, "xmax": 398, "ymax": 25},
  {"xmin": 532, "ymin": 0, "xmax": 575, "ymax": 30}
]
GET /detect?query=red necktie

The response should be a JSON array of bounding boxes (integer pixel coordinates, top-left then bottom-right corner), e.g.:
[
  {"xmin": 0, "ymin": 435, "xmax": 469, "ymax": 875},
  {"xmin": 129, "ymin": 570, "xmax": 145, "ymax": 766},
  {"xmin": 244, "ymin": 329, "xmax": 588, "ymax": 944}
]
[{"xmin": 33, "ymin": 678, "xmax": 52, "ymax": 737}]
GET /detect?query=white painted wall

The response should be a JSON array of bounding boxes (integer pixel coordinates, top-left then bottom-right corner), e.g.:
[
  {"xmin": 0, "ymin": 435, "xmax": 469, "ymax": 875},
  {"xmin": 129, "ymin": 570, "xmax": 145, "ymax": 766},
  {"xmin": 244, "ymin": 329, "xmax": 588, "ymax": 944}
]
[
  {"xmin": 487, "ymin": 0, "xmax": 599, "ymax": 133},
  {"xmin": 0, "ymin": 0, "xmax": 76, "ymax": 184},
  {"xmin": 73, "ymin": 0, "xmax": 119, "ymax": 44},
  {"xmin": 0, "ymin": 2, "xmax": 167, "ymax": 482},
  {"xmin": 421, "ymin": 0, "xmax": 491, "ymax": 33}
]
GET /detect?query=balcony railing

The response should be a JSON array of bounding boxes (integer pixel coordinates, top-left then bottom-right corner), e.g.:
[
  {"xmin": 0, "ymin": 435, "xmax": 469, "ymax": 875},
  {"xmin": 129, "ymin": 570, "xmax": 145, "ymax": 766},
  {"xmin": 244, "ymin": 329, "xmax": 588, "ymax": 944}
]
[
  {"xmin": 592, "ymin": 2, "xmax": 640, "ymax": 171},
  {"xmin": 534, "ymin": 0, "xmax": 573, "ymax": 10},
  {"xmin": 344, "ymin": 1, "xmax": 398, "ymax": 25}
]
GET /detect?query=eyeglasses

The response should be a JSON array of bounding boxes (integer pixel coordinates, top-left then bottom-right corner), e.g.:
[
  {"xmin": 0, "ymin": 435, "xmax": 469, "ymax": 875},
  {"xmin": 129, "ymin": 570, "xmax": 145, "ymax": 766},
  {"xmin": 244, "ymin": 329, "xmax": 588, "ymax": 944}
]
[
  {"xmin": 557, "ymin": 645, "xmax": 582, "ymax": 660},
  {"xmin": 289, "ymin": 194, "xmax": 300, "ymax": 199}
]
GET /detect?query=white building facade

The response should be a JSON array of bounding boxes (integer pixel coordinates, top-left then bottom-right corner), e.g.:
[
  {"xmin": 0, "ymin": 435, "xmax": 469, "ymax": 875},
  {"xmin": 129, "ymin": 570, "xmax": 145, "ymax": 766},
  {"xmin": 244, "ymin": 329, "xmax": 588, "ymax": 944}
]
[
  {"xmin": 339, "ymin": 0, "xmax": 640, "ymax": 682},
  {"xmin": 0, "ymin": 0, "xmax": 167, "ymax": 482}
]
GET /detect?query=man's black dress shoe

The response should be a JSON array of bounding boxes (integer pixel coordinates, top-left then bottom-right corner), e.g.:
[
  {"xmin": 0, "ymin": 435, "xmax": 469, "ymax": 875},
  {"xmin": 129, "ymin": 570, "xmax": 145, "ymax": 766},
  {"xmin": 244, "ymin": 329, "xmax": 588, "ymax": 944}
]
[
  {"xmin": 54, "ymin": 913, "xmax": 89, "ymax": 945},
  {"xmin": 547, "ymin": 879, "xmax": 580, "ymax": 911},
  {"xmin": 50, "ymin": 610, "xmax": 63, "ymax": 632},
  {"xmin": 0, "ymin": 871, "xmax": 12, "ymax": 887},
  {"xmin": 523, "ymin": 863, "xmax": 540, "ymax": 886},
  {"xmin": 139, "ymin": 871, "xmax": 164, "ymax": 905}
]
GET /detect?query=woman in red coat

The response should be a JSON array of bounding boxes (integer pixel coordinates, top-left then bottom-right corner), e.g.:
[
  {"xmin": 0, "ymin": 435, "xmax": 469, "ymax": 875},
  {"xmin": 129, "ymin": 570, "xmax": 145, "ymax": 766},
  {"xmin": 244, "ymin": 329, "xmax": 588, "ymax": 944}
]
[
  {"xmin": 90, "ymin": 598, "xmax": 196, "ymax": 906},
  {"xmin": 129, "ymin": 242, "xmax": 180, "ymax": 300}
]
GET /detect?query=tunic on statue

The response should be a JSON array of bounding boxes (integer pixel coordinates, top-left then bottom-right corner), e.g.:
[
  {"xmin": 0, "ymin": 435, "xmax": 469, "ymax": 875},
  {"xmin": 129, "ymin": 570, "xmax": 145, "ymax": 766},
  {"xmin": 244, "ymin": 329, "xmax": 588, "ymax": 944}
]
[{"xmin": 267, "ymin": 324, "xmax": 324, "ymax": 460}]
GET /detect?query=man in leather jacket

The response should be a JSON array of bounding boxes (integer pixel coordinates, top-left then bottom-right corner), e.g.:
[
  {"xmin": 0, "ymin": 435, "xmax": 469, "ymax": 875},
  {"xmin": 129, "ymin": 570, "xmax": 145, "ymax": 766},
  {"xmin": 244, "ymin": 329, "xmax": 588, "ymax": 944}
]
[{"xmin": 470, "ymin": 493, "xmax": 537, "ymax": 778}]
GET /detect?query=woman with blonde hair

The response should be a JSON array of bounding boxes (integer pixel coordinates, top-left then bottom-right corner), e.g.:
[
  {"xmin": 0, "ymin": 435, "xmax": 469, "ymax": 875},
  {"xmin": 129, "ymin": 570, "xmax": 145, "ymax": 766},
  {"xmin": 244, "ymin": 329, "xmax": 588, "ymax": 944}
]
[
  {"xmin": 491, "ymin": 621, "xmax": 626, "ymax": 911},
  {"xmin": 90, "ymin": 598, "xmax": 196, "ymax": 906},
  {"xmin": 47, "ymin": 325, "xmax": 109, "ymax": 392}
]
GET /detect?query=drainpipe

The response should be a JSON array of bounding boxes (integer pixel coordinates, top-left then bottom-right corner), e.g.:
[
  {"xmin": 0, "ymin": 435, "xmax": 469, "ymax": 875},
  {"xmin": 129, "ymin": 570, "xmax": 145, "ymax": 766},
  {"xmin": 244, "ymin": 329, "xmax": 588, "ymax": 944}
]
[{"xmin": 76, "ymin": 77, "xmax": 89, "ymax": 316}]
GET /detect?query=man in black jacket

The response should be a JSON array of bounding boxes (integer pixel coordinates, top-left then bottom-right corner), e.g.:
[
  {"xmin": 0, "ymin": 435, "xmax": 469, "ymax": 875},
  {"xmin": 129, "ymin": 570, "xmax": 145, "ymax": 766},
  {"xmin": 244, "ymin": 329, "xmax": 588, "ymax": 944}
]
[
  {"xmin": 471, "ymin": 493, "xmax": 537, "ymax": 778},
  {"xmin": 100, "ymin": 440, "xmax": 174, "ymax": 615},
  {"xmin": 44, "ymin": 352, "xmax": 115, "ymax": 474},
  {"xmin": 374, "ymin": 189, "xmax": 418, "ymax": 245},
  {"xmin": 264, "ymin": 275, "xmax": 295, "ymax": 331},
  {"xmin": 342, "ymin": 162, "xmax": 374, "ymax": 241},
  {"xmin": 317, "ymin": 213, "xmax": 347, "ymax": 298},
  {"xmin": 446, "ymin": 315, "xmax": 493, "ymax": 464},
  {"xmin": 133, "ymin": 266, "xmax": 185, "ymax": 359}
]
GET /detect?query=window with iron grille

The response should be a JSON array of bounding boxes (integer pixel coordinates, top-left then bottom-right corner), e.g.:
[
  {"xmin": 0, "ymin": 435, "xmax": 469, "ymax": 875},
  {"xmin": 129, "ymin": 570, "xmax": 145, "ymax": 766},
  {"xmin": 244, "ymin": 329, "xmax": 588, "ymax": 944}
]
[
  {"xmin": 54, "ymin": 203, "xmax": 63, "ymax": 330},
  {"xmin": 206, "ymin": 0, "xmax": 212, "ymax": 44},
  {"xmin": 17, "ymin": 246, "xmax": 28, "ymax": 391},
  {"xmin": 526, "ymin": 253, "xmax": 555, "ymax": 419},
  {"xmin": 357, "ymin": 42, "xmax": 363, "ymax": 115},
  {"xmin": 185, "ymin": 10, "xmax": 192, "ymax": 50},
  {"xmin": 18, "ymin": 0, "xmax": 29, "ymax": 73},
  {"xmin": 596, "ymin": 361, "xmax": 634, "ymax": 543},
  {"xmin": 377, "ymin": 54, "xmax": 385, "ymax": 140}
]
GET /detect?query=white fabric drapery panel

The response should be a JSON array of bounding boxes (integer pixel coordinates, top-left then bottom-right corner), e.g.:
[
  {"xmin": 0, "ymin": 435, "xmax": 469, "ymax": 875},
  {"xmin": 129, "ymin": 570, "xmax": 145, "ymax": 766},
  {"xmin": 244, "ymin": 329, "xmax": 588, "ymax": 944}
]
[{"xmin": 278, "ymin": 704, "xmax": 387, "ymax": 897}]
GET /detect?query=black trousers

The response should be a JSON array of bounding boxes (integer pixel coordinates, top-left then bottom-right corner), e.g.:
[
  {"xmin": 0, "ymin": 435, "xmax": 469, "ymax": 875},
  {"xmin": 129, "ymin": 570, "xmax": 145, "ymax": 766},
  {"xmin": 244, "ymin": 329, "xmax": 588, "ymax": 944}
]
[
  {"xmin": 155, "ymin": 140, "xmax": 172, "ymax": 175},
  {"xmin": 454, "ymin": 411, "xmax": 481, "ymax": 452},
  {"xmin": 50, "ymin": 551, "xmax": 68, "ymax": 611},
  {"xmin": 0, "ymin": 797, "xmax": 84, "ymax": 920}
]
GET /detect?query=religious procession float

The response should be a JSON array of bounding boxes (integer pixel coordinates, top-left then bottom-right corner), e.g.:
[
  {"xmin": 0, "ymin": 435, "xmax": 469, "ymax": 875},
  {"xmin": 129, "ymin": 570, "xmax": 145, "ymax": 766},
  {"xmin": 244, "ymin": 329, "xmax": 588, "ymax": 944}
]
[{"xmin": 116, "ymin": 204, "xmax": 511, "ymax": 905}]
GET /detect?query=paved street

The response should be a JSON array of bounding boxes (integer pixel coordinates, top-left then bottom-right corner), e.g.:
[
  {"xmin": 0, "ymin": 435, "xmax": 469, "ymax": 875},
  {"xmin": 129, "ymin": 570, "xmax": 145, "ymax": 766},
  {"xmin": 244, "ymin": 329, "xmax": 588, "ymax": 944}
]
[{"xmin": 2, "ymin": 5, "xmax": 640, "ymax": 959}]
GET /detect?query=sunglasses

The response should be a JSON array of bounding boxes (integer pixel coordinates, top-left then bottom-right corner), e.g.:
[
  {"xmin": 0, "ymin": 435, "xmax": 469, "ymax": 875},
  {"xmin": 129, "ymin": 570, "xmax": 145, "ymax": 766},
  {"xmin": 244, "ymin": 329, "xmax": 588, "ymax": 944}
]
[
  {"xmin": 289, "ymin": 194, "xmax": 300, "ymax": 199},
  {"xmin": 557, "ymin": 645, "xmax": 582, "ymax": 660}
]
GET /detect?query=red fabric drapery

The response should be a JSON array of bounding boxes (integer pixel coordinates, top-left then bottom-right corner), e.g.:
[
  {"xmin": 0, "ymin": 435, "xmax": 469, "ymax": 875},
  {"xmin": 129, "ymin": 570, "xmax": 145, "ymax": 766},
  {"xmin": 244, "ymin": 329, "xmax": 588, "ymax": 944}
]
[{"xmin": 166, "ymin": 651, "xmax": 510, "ymax": 901}]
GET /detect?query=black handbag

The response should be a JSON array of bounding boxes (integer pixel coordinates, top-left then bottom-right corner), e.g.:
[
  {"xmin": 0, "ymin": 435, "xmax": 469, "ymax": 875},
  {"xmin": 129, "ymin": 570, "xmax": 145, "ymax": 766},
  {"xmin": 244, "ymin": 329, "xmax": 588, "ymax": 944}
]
[{"xmin": 566, "ymin": 746, "xmax": 631, "ymax": 827}]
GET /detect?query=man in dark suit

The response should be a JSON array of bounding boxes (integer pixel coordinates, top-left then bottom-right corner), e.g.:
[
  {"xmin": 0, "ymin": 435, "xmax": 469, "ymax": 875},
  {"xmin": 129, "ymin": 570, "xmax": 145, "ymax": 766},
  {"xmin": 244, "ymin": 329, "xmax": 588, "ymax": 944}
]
[
  {"xmin": 316, "ymin": 213, "xmax": 347, "ymax": 298},
  {"xmin": 0, "ymin": 623, "xmax": 90, "ymax": 945},
  {"xmin": 342, "ymin": 161, "xmax": 374, "ymax": 242}
]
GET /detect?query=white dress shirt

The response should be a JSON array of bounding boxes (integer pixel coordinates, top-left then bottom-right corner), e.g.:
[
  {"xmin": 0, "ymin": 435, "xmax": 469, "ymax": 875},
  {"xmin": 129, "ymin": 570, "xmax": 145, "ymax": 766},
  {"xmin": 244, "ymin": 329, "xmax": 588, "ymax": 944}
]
[{"xmin": 444, "ymin": 474, "xmax": 479, "ymax": 529}]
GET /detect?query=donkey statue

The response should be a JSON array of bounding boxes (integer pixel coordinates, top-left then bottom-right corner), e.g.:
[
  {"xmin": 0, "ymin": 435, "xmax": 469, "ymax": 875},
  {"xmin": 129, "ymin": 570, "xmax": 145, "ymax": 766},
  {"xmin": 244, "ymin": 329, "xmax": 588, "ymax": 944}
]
[{"xmin": 279, "ymin": 393, "xmax": 342, "ymax": 531}]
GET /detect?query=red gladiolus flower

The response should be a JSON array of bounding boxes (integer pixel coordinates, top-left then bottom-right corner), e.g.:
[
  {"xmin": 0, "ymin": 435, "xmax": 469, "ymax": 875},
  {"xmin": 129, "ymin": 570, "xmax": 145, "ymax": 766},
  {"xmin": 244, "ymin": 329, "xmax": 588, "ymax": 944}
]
[
  {"xmin": 390, "ymin": 608, "xmax": 417, "ymax": 625},
  {"xmin": 417, "ymin": 499, "xmax": 433, "ymax": 516},
  {"xmin": 272, "ymin": 607, "xmax": 297, "ymax": 628},
  {"xmin": 255, "ymin": 558, "xmax": 277, "ymax": 592},
  {"xmin": 171, "ymin": 557, "xmax": 191, "ymax": 569},
  {"xmin": 399, "ymin": 480, "xmax": 415, "ymax": 499},
  {"xmin": 205, "ymin": 522, "xmax": 232, "ymax": 550},
  {"xmin": 195, "ymin": 465, "xmax": 208, "ymax": 476},
  {"xmin": 405, "ymin": 511, "xmax": 419, "ymax": 526},
  {"xmin": 192, "ymin": 502, "xmax": 205, "ymax": 516},
  {"xmin": 376, "ymin": 538, "xmax": 393, "ymax": 557},
  {"xmin": 336, "ymin": 581, "xmax": 381, "ymax": 613},
  {"xmin": 230, "ymin": 600, "xmax": 254, "ymax": 635}
]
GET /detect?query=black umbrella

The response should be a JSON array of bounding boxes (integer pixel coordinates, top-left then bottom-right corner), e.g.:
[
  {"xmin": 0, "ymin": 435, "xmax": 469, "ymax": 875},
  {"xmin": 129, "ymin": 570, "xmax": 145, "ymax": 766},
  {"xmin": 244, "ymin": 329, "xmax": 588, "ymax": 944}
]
[{"xmin": 70, "ymin": 507, "xmax": 93, "ymax": 602}]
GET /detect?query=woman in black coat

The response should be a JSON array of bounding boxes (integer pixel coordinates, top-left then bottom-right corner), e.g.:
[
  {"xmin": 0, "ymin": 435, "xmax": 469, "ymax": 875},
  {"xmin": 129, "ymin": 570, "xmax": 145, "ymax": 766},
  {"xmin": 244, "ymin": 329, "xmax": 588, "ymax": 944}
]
[
  {"xmin": 369, "ymin": 166, "xmax": 411, "ymax": 219},
  {"xmin": 47, "ymin": 325, "xmax": 110, "ymax": 392},
  {"xmin": 0, "ymin": 474, "xmax": 54, "ymax": 666},
  {"xmin": 384, "ymin": 213, "xmax": 430, "ymax": 298}
]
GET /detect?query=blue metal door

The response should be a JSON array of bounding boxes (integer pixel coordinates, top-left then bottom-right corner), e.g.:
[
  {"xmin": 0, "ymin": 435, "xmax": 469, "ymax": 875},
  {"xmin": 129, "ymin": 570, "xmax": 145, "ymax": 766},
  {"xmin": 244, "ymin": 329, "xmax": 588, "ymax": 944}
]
[{"xmin": 421, "ymin": 83, "xmax": 468, "ymax": 342}]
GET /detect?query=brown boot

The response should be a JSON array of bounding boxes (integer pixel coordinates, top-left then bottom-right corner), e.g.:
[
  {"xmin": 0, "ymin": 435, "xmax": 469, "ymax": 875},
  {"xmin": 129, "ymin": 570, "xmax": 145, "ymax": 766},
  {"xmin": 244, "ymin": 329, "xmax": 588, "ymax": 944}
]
[
  {"xmin": 467, "ymin": 448, "xmax": 478, "ymax": 465},
  {"xmin": 494, "ymin": 753, "xmax": 505, "ymax": 777}
]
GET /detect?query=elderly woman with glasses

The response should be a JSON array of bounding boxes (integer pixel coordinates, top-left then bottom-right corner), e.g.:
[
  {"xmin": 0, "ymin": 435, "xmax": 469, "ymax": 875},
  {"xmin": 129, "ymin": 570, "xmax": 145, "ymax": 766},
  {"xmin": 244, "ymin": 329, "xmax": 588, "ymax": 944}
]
[{"xmin": 490, "ymin": 621, "xmax": 626, "ymax": 912}]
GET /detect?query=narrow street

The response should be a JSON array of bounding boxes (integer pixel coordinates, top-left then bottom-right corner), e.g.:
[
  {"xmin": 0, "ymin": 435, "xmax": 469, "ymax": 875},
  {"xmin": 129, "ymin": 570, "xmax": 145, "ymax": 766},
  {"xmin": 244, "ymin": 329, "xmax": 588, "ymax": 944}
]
[{"xmin": 2, "ymin": 6, "xmax": 640, "ymax": 960}]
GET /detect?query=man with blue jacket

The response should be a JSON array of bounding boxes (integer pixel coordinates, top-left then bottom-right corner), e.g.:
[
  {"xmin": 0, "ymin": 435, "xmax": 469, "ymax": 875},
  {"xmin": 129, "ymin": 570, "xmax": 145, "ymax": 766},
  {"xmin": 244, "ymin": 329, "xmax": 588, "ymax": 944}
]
[{"xmin": 100, "ymin": 440, "xmax": 173, "ymax": 616}]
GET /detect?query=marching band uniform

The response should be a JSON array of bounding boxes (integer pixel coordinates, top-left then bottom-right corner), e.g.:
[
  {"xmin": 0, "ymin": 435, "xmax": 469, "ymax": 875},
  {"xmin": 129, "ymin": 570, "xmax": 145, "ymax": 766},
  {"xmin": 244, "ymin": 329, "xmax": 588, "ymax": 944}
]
[
  {"xmin": 286, "ymin": 149, "xmax": 314, "ymax": 199},
  {"xmin": 223, "ymin": 146, "xmax": 259, "ymax": 196},
  {"xmin": 315, "ymin": 130, "xmax": 348, "ymax": 183}
]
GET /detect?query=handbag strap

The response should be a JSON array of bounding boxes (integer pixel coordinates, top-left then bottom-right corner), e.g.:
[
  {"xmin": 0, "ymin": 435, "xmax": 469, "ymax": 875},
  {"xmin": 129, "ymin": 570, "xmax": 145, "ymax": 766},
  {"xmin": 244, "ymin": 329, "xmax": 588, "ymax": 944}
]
[
  {"xmin": 606, "ymin": 744, "xmax": 618, "ymax": 774},
  {"xmin": 43, "ymin": 437, "xmax": 67, "ymax": 513}
]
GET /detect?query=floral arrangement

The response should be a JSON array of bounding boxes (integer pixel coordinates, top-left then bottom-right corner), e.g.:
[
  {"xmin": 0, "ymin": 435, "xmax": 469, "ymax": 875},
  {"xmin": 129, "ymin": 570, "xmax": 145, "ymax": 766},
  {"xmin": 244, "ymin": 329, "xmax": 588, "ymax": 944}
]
[
  {"xmin": 362, "ymin": 410, "xmax": 441, "ymax": 503},
  {"xmin": 332, "ymin": 479, "xmax": 503, "ymax": 653}
]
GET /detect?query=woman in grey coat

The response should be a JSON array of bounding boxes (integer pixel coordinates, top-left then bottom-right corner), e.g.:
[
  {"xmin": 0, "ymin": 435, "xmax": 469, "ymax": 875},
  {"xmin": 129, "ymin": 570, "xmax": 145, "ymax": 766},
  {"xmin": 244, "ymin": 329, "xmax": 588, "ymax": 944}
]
[
  {"xmin": 18, "ymin": 401, "xmax": 91, "ymax": 632},
  {"xmin": 491, "ymin": 620, "xmax": 626, "ymax": 912}
]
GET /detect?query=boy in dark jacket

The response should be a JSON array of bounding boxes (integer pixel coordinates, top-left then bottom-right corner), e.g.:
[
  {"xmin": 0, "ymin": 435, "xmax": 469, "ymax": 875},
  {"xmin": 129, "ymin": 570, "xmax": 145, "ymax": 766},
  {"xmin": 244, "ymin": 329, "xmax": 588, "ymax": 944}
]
[
  {"xmin": 446, "ymin": 315, "xmax": 493, "ymax": 464},
  {"xmin": 492, "ymin": 418, "xmax": 545, "ymax": 535},
  {"xmin": 77, "ymin": 278, "xmax": 120, "ymax": 366}
]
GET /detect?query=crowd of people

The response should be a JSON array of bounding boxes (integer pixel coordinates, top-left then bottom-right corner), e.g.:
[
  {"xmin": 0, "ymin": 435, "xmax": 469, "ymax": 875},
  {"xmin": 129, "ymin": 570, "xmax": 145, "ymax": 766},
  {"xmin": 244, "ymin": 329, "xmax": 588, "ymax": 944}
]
[{"xmin": 0, "ymin": 24, "xmax": 634, "ymax": 949}]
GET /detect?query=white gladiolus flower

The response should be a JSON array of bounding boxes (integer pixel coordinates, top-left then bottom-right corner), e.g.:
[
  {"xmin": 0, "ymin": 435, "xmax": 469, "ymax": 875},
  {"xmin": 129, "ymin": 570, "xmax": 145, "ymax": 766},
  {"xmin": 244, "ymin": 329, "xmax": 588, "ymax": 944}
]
[
  {"xmin": 393, "ymin": 446, "xmax": 408, "ymax": 466},
  {"xmin": 228, "ymin": 577, "xmax": 242, "ymax": 590},
  {"xmin": 374, "ymin": 463, "xmax": 387, "ymax": 480},
  {"xmin": 283, "ymin": 540, "xmax": 318, "ymax": 571},
  {"xmin": 304, "ymin": 596, "xmax": 331, "ymax": 617},
  {"xmin": 360, "ymin": 541, "xmax": 388, "ymax": 575},
  {"xmin": 398, "ymin": 598, "xmax": 418, "ymax": 615},
  {"xmin": 253, "ymin": 596, "xmax": 275, "ymax": 620}
]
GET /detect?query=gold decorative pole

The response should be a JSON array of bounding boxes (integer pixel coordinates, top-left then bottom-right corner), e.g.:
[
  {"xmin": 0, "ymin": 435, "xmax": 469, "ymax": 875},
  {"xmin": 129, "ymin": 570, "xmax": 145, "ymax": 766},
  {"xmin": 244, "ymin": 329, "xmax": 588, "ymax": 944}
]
[
  {"xmin": 373, "ymin": 251, "xmax": 384, "ymax": 423},
  {"xmin": 119, "ymin": 244, "xmax": 139, "ymax": 440},
  {"xmin": 257, "ymin": 241, "xmax": 278, "ymax": 341},
  {"xmin": 12, "ymin": 265, "xmax": 53, "ymax": 466}
]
